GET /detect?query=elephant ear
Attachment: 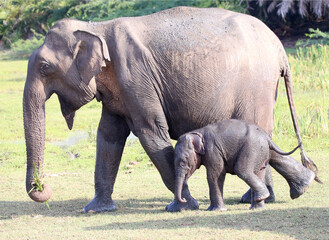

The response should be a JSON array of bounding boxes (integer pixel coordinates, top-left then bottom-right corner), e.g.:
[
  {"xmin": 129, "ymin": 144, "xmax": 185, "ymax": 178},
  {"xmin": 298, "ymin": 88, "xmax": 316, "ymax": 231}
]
[
  {"xmin": 73, "ymin": 30, "xmax": 111, "ymax": 84},
  {"xmin": 191, "ymin": 133, "xmax": 205, "ymax": 155}
]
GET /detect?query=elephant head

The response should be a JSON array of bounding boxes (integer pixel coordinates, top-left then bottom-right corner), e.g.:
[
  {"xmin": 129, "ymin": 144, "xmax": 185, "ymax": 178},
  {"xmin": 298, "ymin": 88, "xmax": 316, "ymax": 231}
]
[
  {"xmin": 174, "ymin": 133, "xmax": 205, "ymax": 203},
  {"xmin": 23, "ymin": 19, "xmax": 110, "ymax": 202}
]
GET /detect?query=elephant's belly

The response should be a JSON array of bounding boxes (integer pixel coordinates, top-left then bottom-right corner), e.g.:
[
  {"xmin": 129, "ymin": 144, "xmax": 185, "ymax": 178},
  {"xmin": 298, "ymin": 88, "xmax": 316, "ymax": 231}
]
[
  {"xmin": 167, "ymin": 111, "xmax": 229, "ymax": 140},
  {"xmin": 165, "ymin": 89, "xmax": 275, "ymax": 140}
]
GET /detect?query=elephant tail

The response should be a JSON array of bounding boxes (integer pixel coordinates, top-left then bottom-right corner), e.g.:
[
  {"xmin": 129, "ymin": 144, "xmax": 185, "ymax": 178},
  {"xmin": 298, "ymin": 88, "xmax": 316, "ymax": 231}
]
[
  {"xmin": 268, "ymin": 139, "xmax": 300, "ymax": 156},
  {"xmin": 282, "ymin": 67, "xmax": 322, "ymax": 183}
]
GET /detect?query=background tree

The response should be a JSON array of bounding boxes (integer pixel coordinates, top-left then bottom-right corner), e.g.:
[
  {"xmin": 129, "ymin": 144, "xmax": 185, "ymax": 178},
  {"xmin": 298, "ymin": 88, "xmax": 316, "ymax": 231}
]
[
  {"xmin": 1, "ymin": 0, "xmax": 329, "ymax": 52},
  {"xmin": 252, "ymin": 0, "xmax": 329, "ymax": 19},
  {"xmin": 247, "ymin": 0, "xmax": 329, "ymax": 37}
]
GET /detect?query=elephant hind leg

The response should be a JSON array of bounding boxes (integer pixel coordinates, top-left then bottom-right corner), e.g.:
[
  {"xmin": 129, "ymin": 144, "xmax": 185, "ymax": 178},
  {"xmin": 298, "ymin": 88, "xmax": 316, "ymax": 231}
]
[
  {"xmin": 269, "ymin": 153, "xmax": 315, "ymax": 199},
  {"xmin": 235, "ymin": 165, "xmax": 269, "ymax": 203},
  {"xmin": 234, "ymin": 144, "xmax": 270, "ymax": 209},
  {"xmin": 239, "ymin": 100, "xmax": 276, "ymax": 204},
  {"xmin": 249, "ymin": 166, "xmax": 269, "ymax": 209}
]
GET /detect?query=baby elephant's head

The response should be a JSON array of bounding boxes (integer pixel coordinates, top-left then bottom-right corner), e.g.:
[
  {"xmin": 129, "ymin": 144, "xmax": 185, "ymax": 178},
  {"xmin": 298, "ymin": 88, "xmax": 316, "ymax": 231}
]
[{"xmin": 174, "ymin": 133, "xmax": 205, "ymax": 203}]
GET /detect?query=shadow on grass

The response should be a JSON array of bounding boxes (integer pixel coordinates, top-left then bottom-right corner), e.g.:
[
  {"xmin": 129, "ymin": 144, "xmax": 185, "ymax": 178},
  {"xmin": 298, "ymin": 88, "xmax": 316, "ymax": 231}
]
[
  {"xmin": 84, "ymin": 207, "xmax": 329, "ymax": 239},
  {"xmin": 0, "ymin": 198, "xmax": 90, "ymax": 218},
  {"xmin": 0, "ymin": 196, "xmax": 287, "ymax": 219},
  {"xmin": 0, "ymin": 197, "xmax": 173, "ymax": 218},
  {"xmin": 1, "ymin": 197, "xmax": 327, "ymax": 238}
]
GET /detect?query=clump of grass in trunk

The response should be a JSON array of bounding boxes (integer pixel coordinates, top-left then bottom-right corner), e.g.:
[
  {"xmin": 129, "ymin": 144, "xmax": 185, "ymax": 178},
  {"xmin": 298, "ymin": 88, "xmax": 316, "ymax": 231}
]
[{"xmin": 28, "ymin": 162, "xmax": 50, "ymax": 209}]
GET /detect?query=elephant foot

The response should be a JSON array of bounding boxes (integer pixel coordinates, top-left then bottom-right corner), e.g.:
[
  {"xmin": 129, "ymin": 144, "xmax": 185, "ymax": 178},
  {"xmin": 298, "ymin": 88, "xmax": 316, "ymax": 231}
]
[
  {"xmin": 264, "ymin": 185, "xmax": 275, "ymax": 203},
  {"xmin": 166, "ymin": 196, "xmax": 199, "ymax": 212},
  {"xmin": 207, "ymin": 205, "xmax": 227, "ymax": 211},
  {"xmin": 240, "ymin": 186, "xmax": 275, "ymax": 203},
  {"xmin": 289, "ymin": 170, "xmax": 315, "ymax": 199},
  {"xmin": 240, "ymin": 189, "xmax": 252, "ymax": 203},
  {"xmin": 254, "ymin": 188, "xmax": 270, "ymax": 202},
  {"xmin": 83, "ymin": 195, "xmax": 116, "ymax": 213},
  {"xmin": 249, "ymin": 200, "xmax": 265, "ymax": 210}
]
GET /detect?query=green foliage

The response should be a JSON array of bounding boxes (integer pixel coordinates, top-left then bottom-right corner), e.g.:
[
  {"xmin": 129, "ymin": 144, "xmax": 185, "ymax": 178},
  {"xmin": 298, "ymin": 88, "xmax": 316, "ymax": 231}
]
[
  {"xmin": 274, "ymin": 90, "xmax": 329, "ymax": 139},
  {"xmin": 306, "ymin": 28, "xmax": 329, "ymax": 42},
  {"xmin": 0, "ymin": 0, "xmax": 76, "ymax": 48},
  {"xmin": 298, "ymin": 97, "xmax": 329, "ymax": 138},
  {"xmin": 289, "ymin": 44, "xmax": 329, "ymax": 90},
  {"xmin": 28, "ymin": 162, "xmax": 44, "ymax": 194},
  {"xmin": 249, "ymin": 0, "xmax": 329, "ymax": 19},
  {"xmin": 297, "ymin": 28, "xmax": 329, "ymax": 47},
  {"xmin": 28, "ymin": 162, "xmax": 50, "ymax": 209},
  {"xmin": 1, "ymin": 0, "xmax": 247, "ymax": 50},
  {"xmin": 273, "ymin": 42, "xmax": 329, "ymax": 139},
  {"xmin": 8, "ymin": 30, "xmax": 45, "ymax": 59},
  {"xmin": 66, "ymin": 0, "xmax": 247, "ymax": 22}
]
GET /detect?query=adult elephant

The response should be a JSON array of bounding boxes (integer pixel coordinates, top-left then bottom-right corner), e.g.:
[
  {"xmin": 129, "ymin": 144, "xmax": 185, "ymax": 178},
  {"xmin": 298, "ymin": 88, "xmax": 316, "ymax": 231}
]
[{"xmin": 23, "ymin": 7, "xmax": 319, "ymax": 212}]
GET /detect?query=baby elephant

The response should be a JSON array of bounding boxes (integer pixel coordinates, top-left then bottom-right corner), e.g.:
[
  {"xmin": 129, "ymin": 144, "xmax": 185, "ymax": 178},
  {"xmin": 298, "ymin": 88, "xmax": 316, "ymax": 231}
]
[{"xmin": 174, "ymin": 119, "xmax": 315, "ymax": 210}]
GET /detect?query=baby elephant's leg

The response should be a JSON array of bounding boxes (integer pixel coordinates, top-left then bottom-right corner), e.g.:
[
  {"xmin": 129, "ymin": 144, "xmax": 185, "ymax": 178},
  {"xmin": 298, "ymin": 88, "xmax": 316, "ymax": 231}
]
[
  {"xmin": 234, "ymin": 145, "xmax": 270, "ymax": 209},
  {"xmin": 206, "ymin": 166, "xmax": 227, "ymax": 211},
  {"xmin": 269, "ymin": 152, "xmax": 315, "ymax": 199},
  {"xmin": 250, "ymin": 166, "xmax": 267, "ymax": 209}
]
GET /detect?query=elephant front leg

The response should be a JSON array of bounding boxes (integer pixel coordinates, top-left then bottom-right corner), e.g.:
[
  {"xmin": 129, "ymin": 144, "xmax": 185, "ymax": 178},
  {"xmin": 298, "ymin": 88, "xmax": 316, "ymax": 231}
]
[
  {"xmin": 137, "ymin": 133, "xmax": 199, "ymax": 212},
  {"xmin": 83, "ymin": 107, "xmax": 130, "ymax": 213},
  {"xmin": 206, "ymin": 167, "xmax": 227, "ymax": 211},
  {"xmin": 166, "ymin": 182, "xmax": 199, "ymax": 212}
]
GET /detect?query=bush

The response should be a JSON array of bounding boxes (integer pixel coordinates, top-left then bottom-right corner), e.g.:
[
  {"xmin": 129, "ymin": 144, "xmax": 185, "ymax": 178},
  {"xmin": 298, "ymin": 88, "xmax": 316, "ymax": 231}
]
[
  {"xmin": 66, "ymin": 0, "xmax": 247, "ymax": 21},
  {"xmin": 289, "ymin": 44, "xmax": 329, "ymax": 91},
  {"xmin": 1, "ymin": 0, "xmax": 247, "ymax": 49},
  {"xmin": 6, "ymin": 30, "xmax": 44, "ymax": 59},
  {"xmin": 297, "ymin": 28, "xmax": 329, "ymax": 47},
  {"xmin": 0, "ymin": 0, "xmax": 76, "ymax": 48}
]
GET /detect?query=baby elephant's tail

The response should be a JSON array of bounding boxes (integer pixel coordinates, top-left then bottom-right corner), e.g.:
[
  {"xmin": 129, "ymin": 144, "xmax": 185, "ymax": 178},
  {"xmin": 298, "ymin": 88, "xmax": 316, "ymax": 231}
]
[{"xmin": 269, "ymin": 141, "xmax": 301, "ymax": 156}]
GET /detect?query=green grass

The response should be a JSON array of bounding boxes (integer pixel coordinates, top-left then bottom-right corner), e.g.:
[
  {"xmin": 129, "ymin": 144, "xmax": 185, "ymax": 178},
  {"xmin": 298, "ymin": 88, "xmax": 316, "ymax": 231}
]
[
  {"xmin": 288, "ymin": 44, "xmax": 329, "ymax": 90},
  {"xmin": 0, "ymin": 45, "xmax": 328, "ymax": 239}
]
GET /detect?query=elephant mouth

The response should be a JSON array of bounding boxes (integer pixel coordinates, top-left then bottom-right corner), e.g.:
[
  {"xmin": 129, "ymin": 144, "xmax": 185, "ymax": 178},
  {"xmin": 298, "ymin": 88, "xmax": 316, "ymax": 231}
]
[
  {"xmin": 58, "ymin": 96, "xmax": 76, "ymax": 130},
  {"xmin": 64, "ymin": 111, "xmax": 76, "ymax": 130}
]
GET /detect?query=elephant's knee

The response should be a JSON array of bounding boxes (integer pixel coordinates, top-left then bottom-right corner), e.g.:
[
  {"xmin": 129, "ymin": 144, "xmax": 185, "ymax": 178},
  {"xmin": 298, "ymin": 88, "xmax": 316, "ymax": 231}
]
[{"xmin": 234, "ymin": 164, "xmax": 247, "ymax": 180}]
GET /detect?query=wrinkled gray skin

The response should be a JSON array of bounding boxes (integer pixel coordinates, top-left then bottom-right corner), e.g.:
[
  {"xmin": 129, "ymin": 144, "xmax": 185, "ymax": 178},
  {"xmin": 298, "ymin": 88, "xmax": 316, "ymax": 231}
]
[
  {"xmin": 174, "ymin": 119, "xmax": 315, "ymax": 210},
  {"xmin": 23, "ymin": 7, "xmax": 319, "ymax": 212}
]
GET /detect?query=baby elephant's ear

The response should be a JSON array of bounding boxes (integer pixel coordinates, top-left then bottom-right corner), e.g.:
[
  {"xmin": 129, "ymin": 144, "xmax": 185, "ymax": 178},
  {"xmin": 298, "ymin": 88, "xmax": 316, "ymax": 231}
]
[{"xmin": 191, "ymin": 133, "xmax": 205, "ymax": 155}]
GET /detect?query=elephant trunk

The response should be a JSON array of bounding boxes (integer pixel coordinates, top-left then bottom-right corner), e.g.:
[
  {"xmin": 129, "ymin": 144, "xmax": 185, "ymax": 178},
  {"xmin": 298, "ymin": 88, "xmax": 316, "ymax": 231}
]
[
  {"xmin": 23, "ymin": 74, "xmax": 52, "ymax": 202},
  {"xmin": 175, "ymin": 169, "xmax": 187, "ymax": 203}
]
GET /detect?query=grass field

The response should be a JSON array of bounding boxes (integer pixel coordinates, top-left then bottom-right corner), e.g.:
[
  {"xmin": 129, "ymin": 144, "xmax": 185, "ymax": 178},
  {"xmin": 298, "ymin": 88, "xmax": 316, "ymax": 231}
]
[{"xmin": 0, "ymin": 45, "xmax": 328, "ymax": 240}]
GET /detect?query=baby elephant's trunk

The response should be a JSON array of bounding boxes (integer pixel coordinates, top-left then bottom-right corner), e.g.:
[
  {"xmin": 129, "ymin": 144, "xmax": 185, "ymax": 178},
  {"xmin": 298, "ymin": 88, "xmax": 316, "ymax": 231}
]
[{"xmin": 175, "ymin": 170, "xmax": 187, "ymax": 203}]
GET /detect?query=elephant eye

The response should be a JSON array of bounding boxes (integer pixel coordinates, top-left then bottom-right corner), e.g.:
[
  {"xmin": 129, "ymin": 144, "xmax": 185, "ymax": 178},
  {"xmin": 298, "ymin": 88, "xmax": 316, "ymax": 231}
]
[{"xmin": 40, "ymin": 62, "xmax": 51, "ymax": 76}]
